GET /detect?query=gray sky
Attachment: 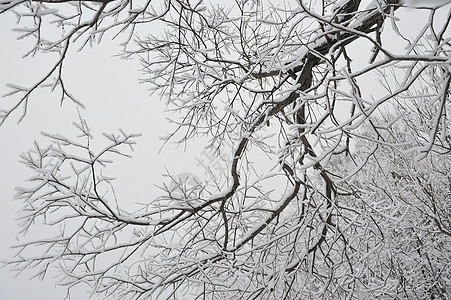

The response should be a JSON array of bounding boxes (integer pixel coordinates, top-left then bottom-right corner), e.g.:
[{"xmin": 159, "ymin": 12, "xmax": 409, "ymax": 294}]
[
  {"xmin": 0, "ymin": 10, "xmax": 204, "ymax": 299},
  {"xmin": 0, "ymin": 1, "xmax": 449, "ymax": 299}
]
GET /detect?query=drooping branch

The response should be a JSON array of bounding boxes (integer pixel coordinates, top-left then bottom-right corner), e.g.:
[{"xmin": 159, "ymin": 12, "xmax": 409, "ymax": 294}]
[{"xmin": 3, "ymin": 0, "xmax": 451, "ymax": 298}]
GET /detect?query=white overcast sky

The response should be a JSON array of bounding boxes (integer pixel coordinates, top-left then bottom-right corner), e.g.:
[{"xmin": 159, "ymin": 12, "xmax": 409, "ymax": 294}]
[
  {"xmin": 0, "ymin": 1, "xmax": 449, "ymax": 299},
  {"xmin": 0, "ymin": 9, "xmax": 204, "ymax": 300}
]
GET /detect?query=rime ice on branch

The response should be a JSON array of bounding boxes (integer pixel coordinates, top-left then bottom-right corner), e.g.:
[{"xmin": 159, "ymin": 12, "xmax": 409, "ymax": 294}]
[{"xmin": 1, "ymin": 0, "xmax": 450, "ymax": 299}]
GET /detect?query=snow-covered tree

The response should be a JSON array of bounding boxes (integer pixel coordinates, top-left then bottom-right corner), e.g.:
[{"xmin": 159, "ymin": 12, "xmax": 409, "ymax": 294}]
[
  {"xmin": 1, "ymin": 0, "xmax": 450, "ymax": 298},
  {"xmin": 343, "ymin": 80, "xmax": 451, "ymax": 298}
]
